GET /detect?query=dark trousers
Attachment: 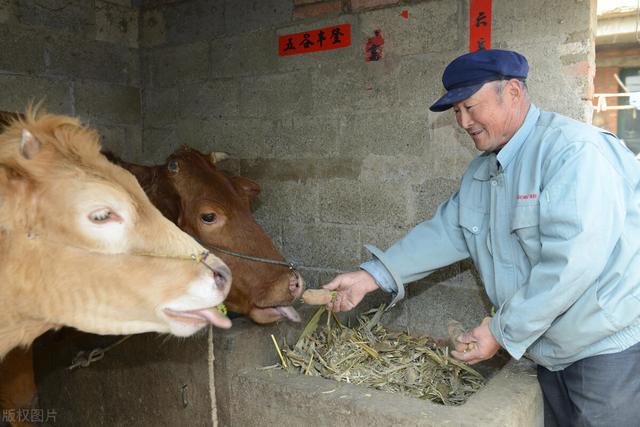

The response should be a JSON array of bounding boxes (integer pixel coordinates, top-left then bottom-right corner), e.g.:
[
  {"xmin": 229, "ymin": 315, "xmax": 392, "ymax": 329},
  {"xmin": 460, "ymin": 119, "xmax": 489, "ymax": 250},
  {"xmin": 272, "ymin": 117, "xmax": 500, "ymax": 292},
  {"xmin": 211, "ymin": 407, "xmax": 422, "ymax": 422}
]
[{"xmin": 537, "ymin": 341, "xmax": 640, "ymax": 427}]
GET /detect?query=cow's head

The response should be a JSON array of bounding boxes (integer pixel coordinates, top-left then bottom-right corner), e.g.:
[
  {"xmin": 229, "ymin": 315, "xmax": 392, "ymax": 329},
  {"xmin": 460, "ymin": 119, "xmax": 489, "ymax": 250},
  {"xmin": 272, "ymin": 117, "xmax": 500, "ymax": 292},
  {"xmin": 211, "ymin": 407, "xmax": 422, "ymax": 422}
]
[
  {"xmin": 108, "ymin": 147, "xmax": 304, "ymax": 324},
  {"xmin": 0, "ymin": 112, "xmax": 233, "ymax": 356}
]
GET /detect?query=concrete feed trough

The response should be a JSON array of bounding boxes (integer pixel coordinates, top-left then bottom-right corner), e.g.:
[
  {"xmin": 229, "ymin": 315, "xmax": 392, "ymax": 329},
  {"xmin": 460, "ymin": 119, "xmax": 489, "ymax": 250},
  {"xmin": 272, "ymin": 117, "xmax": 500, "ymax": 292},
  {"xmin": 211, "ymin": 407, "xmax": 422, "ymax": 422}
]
[
  {"xmin": 34, "ymin": 281, "xmax": 544, "ymax": 426},
  {"xmin": 212, "ymin": 313, "xmax": 543, "ymax": 427}
]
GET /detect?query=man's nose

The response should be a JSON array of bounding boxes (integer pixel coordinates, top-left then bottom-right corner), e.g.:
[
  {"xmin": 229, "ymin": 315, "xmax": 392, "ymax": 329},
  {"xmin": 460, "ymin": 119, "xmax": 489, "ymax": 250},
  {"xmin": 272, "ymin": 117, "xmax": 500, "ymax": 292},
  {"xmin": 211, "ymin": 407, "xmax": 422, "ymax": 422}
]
[{"xmin": 458, "ymin": 109, "xmax": 473, "ymax": 129}]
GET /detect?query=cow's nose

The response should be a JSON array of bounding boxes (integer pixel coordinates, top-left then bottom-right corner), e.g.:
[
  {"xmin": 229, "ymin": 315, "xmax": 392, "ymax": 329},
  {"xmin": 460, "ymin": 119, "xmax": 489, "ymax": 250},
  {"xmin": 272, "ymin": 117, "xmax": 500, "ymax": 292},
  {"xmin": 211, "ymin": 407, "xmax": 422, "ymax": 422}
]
[
  {"xmin": 213, "ymin": 264, "xmax": 231, "ymax": 293},
  {"xmin": 289, "ymin": 272, "xmax": 304, "ymax": 298}
]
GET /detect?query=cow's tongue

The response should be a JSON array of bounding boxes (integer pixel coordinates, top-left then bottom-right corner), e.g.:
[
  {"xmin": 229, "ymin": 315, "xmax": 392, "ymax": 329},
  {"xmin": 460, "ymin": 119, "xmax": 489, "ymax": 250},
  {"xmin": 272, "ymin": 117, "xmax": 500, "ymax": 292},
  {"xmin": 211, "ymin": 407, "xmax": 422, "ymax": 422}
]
[
  {"xmin": 165, "ymin": 307, "xmax": 232, "ymax": 329},
  {"xmin": 275, "ymin": 306, "xmax": 301, "ymax": 322},
  {"xmin": 191, "ymin": 308, "xmax": 232, "ymax": 328}
]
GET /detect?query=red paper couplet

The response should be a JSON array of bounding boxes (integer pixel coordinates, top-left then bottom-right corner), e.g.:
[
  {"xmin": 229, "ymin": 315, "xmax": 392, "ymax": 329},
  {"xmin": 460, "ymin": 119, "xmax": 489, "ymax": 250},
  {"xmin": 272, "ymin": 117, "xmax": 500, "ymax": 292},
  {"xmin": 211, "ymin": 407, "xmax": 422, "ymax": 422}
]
[
  {"xmin": 279, "ymin": 23, "xmax": 351, "ymax": 57},
  {"xmin": 469, "ymin": 0, "xmax": 491, "ymax": 52}
]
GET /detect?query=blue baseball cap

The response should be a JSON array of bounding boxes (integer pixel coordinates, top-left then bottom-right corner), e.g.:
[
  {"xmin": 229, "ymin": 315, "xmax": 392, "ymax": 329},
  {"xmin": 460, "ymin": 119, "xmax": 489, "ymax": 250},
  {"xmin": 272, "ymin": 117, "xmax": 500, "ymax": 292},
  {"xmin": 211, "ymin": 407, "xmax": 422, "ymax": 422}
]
[{"xmin": 429, "ymin": 49, "xmax": 529, "ymax": 112}]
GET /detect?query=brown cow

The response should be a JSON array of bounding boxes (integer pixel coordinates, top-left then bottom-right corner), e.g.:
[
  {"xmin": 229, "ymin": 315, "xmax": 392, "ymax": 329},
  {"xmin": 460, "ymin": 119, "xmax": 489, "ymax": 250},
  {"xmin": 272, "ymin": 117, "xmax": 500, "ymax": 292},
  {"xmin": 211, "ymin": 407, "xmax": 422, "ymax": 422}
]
[
  {"xmin": 0, "ymin": 111, "xmax": 233, "ymax": 425},
  {"xmin": 108, "ymin": 146, "xmax": 304, "ymax": 324},
  {"xmin": 0, "ymin": 347, "xmax": 35, "ymax": 427}
]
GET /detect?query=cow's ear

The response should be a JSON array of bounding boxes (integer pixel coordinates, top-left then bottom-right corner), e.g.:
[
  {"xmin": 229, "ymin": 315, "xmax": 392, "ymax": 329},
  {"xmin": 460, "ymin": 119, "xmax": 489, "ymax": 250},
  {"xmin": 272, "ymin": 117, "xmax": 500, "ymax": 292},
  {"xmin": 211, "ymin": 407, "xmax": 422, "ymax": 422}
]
[
  {"xmin": 209, "ymin": 152, "xmax": 230, "ymax": 165},
  {"xmin": 232, "ymin": 176, "xmax": 261, "ymax": 199},
  {"xmin": 103, "ymin": 151, "xmax": 151, "ymax": 179},
  {"xmin": 20, "ymin": 129, "xmax": 41, "ymax": 160},
  {"xmin": 136, "ymin": 164, "xmax": 157, "ymax": 180},
  {"xmin": 125, "ymin": 163, "xmax": 155, "ymax": 184}
]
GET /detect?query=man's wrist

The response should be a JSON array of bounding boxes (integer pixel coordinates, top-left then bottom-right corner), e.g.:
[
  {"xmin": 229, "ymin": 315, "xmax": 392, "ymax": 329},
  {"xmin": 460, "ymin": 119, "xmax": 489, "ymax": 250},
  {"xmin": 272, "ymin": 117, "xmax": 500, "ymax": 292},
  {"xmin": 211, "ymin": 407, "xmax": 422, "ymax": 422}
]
[
  {"xmin": 359, "ymin": 259, "xmax": 398, "ymax": 295},
  {"xmin": 359, "ymin": 270, "xmax": 382, "ymax": 293}
]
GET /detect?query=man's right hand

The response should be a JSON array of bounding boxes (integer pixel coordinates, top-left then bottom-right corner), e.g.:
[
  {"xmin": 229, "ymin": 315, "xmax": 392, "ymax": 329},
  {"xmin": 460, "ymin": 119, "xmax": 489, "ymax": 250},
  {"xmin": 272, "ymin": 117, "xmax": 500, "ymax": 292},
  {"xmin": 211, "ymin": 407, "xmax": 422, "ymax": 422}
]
[{"xmin": 323, "ymin": 270, "xmax": 380, "ymax": 312}]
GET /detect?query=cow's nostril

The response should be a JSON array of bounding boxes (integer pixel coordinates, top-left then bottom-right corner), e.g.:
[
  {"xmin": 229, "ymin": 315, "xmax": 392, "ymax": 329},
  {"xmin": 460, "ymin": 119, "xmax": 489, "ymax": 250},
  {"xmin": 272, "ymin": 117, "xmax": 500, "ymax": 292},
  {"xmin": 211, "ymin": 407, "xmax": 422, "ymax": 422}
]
[
  {"xmin": 214, "ymin": 272, "xmax": 226, "ymax": 288},
  {"xmin": 289, "ymin": 272, "xmax": 304, "ymax": 297},
  {"xmin": 289, "ymin": 277, "xmax": 298, "ymax": 289},
  {"xmin": 213, "ymin": 265, "xmax": 231, "ymax": 291}
]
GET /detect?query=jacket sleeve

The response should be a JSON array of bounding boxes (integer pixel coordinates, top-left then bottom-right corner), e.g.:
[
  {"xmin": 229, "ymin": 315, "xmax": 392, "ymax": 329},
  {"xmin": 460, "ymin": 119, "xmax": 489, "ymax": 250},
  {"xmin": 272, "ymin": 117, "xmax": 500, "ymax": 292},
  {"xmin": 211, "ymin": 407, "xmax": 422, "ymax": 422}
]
[
  {"xmin": 364, "ymin": 191, "xmax": 471, "ymax": 307},
  {"xmin": 489, "ymin": 140, "xmax": 628, "ymax": 359}
]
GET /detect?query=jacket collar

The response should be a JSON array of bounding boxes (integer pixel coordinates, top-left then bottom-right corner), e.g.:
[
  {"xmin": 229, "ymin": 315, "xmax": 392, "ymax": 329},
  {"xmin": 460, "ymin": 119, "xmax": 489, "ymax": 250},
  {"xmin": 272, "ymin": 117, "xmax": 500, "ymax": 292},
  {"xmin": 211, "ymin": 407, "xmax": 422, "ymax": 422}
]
[
  {"xmin": 473, "ymin": 152, "xmax": 494, "ymax": 181},
  {"xmin": 472, "ymin": 104, "xmax": 540, "ymax": 181},
  {"xmin": 496, "ymin": 104, "xmax": 540, "ymax": 171}
]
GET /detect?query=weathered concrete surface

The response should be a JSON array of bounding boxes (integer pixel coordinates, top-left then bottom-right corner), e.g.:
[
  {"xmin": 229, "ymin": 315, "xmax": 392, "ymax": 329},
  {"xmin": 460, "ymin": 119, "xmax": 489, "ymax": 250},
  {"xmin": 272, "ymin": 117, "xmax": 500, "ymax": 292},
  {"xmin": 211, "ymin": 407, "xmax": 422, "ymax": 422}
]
[
  {"xmin": 33, "ymin": 297, "xmax": 541, "ymax": 427},
  {"xmin": 31, "ymin": 267, "xmax": 527, "ymax": 427},
  {"xmin": 0, "ymin": 74, "xmax": 72, "ymax": 114},
  {"xmin": 232, "ymin": 359, "xmax": 542, "ymax": 427},
  {"xmin": 95, "ymin": 0, "xmax": 139, "ymax": 48},
  {"xmin": 211, "ymin": 313, "xmax": 542, "ymax": 427},
  {"xmin": 0, "ymin": 1, "xmax": 142, "ymax": 161},
  {"xmin": 75, "ymin": 81, "xmax": 141, "ymax": 125},
  {"xmin": 33, "ymin": 329, "xmax": 214, "ymax": 427}
]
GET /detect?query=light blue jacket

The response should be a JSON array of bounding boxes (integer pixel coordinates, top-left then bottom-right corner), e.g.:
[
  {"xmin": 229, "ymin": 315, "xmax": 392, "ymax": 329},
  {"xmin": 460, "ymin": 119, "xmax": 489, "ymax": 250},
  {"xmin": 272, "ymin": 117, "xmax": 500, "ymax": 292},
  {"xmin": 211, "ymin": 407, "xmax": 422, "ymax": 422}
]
[{"xmin": 362, "ymin": 105, "xmax": 640, "ymax": 371}]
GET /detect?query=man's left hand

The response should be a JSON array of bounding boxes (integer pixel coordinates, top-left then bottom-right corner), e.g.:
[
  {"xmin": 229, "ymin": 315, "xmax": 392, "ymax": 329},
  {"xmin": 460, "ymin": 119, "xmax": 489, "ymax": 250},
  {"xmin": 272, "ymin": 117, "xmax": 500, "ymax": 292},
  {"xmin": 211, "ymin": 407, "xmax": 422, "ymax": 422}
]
[{"xmin": 450, "ymin": 317, "xmax": 501, "ymax": 365}]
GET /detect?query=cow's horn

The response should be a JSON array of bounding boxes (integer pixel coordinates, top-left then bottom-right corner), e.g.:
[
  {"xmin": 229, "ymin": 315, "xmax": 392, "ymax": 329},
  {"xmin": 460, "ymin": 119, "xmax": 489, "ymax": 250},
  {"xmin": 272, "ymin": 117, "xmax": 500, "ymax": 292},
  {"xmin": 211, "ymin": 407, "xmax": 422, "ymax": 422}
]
[
  {"xmin": 20, "ymin": 129, "xmax": 41, "ymax": 160},
  {"xmin": 210, "ymin": 152, "xmax": 230, "ymax": 164}
]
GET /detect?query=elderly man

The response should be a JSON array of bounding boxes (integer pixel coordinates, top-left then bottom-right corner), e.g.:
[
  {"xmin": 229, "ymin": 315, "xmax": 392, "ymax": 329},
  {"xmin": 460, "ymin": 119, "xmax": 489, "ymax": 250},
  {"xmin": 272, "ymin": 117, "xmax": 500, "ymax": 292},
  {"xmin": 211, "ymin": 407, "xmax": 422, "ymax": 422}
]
[{"xmin": 324, "ymin": 49, "xmax": 640, "ymax": 426}]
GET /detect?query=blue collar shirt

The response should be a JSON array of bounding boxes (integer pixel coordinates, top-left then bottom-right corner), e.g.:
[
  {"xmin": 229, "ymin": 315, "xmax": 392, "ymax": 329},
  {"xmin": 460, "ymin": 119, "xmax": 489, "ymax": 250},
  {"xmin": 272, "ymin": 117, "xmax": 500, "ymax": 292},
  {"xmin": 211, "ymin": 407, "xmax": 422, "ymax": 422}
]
[{"xmin": 362, "ymin": 104, "xmax": 640, "ymax": 370}]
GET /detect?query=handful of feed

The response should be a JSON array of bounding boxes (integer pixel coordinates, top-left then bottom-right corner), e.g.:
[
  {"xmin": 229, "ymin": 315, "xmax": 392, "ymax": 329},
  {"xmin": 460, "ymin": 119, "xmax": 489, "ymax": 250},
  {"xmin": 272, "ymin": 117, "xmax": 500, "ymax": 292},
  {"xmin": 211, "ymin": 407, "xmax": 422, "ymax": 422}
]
[
  {"xmin": 447, "ymin": 319, "xmax": 477, "ymax": 353},
  {"xmin": 301, "ymin": 289, "xmax": 336, "ymax": 305},
  {"xmin": 272, "ymin": 306, "xmax": 485, "ymax": 406}
]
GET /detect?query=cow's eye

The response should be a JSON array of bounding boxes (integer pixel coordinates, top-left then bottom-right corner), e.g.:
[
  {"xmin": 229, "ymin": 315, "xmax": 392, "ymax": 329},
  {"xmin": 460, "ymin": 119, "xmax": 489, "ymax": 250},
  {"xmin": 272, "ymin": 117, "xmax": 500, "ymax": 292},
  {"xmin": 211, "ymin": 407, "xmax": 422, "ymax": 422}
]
[
  {"xmin": 200, "ymin": 213, "xmax": 217, "ymax": 224},
  {"xmin": 89, "ymin": 208, "xmax": 122, "ymax": 224},
  {"xmin": 167, "ymin": 160, "xmax": 179, "ymax": 173}
]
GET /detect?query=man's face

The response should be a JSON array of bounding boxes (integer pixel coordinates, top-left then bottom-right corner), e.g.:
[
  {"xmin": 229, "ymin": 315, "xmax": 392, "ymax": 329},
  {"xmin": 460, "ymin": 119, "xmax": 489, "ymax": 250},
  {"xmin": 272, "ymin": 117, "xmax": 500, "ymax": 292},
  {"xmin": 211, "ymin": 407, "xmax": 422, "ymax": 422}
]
[{"xmin": 452, "ymin": 81, "xmax": 521, "ymax": 152}]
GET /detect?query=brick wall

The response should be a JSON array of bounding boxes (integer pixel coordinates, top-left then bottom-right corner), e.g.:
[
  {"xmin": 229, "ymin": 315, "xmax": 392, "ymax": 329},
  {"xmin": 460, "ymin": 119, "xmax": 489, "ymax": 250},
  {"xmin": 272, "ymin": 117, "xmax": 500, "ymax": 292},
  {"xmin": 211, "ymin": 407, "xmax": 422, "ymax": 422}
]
[
  {"xmin": 593, "ymin": 65, "xmax": 619, "ymax": 132},
  {"xmin": 593, "ymin": 47, "xmax": 640, "ymax": 134}
]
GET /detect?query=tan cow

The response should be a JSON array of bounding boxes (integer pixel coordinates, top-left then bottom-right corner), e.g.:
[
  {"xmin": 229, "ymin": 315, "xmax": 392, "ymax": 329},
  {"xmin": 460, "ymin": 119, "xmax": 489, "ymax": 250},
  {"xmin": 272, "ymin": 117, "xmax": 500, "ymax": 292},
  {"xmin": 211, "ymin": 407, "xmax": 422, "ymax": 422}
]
[{"xmin": 0, "ymin": 110, "xmax": 233, "ymax": 360}]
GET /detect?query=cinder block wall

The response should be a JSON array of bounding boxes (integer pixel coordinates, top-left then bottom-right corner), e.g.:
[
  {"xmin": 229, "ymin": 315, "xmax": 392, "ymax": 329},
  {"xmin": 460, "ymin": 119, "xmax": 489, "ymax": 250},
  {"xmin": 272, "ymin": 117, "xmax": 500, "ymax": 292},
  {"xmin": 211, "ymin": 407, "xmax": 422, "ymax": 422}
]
[
  {"xmin": 138, "ymin": 0, "xmax": 596, "ymax": 335},
  {"xmin": 0, "ymin": 0, "xmax": 595, "ymax": 326},
  {"xmin": 0, "ymin": 0, "xmax": 141, "ymax": 159},
  {"xmin": 0, "ymin": 2, "xmax": 596, "ymax": 318},
  {"xmin": 26, "ymin": 1, "xmax": 596, "ymax": 426}
]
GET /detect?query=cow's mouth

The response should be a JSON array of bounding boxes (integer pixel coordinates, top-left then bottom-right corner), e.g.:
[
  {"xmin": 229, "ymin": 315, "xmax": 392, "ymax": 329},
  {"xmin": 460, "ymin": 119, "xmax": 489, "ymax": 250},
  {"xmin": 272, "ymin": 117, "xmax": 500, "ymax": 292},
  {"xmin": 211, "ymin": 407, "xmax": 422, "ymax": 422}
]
[
  {"xmin": 163, "ymin": 306, "xmax": 232, "ymax": 329},
  {"xmin": 274, "ymin": 305, "xmax": 301, "ymax": 321},
  {"xmin": 249, "ymin": 305, "xmax": 301, "ymax": 324}
]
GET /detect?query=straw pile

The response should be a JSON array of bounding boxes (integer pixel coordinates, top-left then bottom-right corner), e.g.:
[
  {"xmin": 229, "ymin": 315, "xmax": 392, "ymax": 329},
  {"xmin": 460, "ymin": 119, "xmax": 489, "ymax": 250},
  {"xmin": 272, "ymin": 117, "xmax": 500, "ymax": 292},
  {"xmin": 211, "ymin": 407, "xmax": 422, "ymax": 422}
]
[{"xmin": 273, "ymin": 305, "xmax": 485, "ymax": 406}]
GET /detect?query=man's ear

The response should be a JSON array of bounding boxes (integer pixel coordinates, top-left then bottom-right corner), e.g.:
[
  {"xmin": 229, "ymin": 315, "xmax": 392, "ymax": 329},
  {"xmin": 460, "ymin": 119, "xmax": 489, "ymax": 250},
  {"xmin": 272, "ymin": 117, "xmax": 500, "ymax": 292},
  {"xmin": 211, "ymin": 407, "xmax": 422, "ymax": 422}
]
[{"xmin": 508, "ymin": 79, "xmax": 522, "ymax": 99}]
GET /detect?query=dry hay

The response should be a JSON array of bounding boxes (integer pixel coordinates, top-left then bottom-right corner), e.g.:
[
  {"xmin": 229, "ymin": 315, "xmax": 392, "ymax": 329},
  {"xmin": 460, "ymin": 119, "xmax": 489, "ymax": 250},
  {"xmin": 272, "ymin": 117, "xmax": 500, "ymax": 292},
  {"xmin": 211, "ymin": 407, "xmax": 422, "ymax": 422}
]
[{"xmin": 273, "ymin": 305, "xmax": 485, "ymax": 406}]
